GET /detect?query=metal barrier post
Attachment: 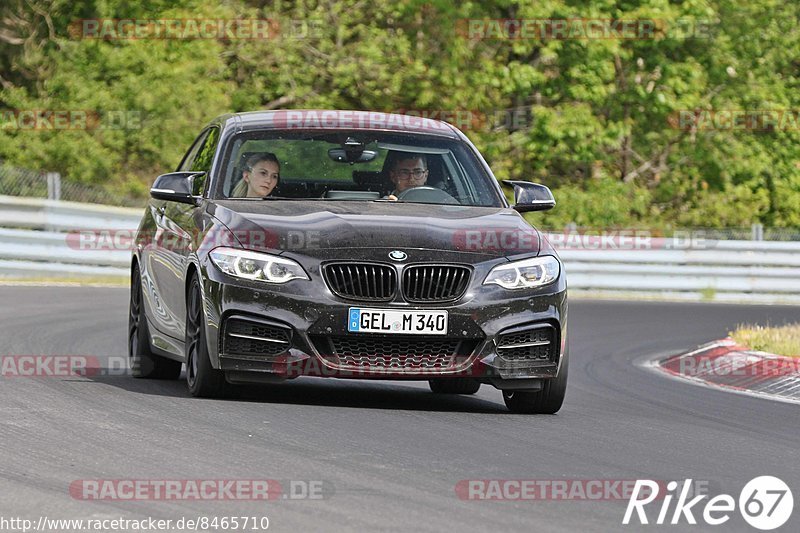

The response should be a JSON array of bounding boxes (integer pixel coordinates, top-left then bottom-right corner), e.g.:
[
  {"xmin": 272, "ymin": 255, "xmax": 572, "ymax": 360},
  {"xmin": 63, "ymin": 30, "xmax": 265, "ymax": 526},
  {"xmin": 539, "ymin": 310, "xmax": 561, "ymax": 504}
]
[
  {"xmin": 751, "ymin": 223, "xmax": 763, "ymax": 241},
  {"xmin": 46, "ymin": 172, "xmax": 61, "ymax": 201}
]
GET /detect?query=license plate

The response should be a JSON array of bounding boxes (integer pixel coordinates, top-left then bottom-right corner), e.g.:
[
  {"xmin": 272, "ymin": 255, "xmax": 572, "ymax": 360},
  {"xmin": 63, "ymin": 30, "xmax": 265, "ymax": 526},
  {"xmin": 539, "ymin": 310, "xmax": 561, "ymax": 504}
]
[{"xmin": 348, "ymin": 308, "xmax": 448, "ymax": 335}]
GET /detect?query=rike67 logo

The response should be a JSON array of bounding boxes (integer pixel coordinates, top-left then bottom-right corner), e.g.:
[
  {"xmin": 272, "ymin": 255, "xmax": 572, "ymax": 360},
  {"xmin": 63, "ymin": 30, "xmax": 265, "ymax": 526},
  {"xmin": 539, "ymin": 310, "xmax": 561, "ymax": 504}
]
[{"xmin": 624, "ymin": 476, "xmax": 793, "ymax": 530}]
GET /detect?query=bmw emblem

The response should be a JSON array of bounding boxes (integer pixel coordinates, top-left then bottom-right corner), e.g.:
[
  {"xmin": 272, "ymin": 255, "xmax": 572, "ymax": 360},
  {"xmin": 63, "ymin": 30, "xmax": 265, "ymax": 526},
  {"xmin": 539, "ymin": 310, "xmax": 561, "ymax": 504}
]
[{"xmin": 389, "ymin": 250, "xmax": 407, "ymax": 262}]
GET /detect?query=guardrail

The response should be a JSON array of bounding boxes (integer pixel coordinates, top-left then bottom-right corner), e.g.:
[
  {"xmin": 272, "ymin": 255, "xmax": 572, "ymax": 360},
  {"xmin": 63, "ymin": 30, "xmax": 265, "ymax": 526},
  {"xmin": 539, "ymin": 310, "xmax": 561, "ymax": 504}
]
[
  {"xmin": 557, "ymin": 241, "xmax": 800, "ymax": 304},
  {"xmin": 0, "ymin": 195, "xmax": 139, "ymax": 280},
  {"xmin": 0, "ymin": 195, "xmax": 142, "ymax": 232},
  {"xmin": 1, "ymin": 194, "xmax": 799, "ymax": 303}
]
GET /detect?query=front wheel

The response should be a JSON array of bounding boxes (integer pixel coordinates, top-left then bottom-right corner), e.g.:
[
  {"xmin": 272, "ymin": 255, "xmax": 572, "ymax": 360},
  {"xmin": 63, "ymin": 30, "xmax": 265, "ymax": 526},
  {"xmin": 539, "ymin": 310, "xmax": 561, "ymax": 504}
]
[
  {"xmin": 185, "ymin": 275, "xmax": 229, "ymax": 398},
  {"xmin": 502, "ymin": 354, "xmax": 568, "ymax": 414},
  {"xmin": 129, "ymin": 265, "xmax": 182, "ymax": 379}
]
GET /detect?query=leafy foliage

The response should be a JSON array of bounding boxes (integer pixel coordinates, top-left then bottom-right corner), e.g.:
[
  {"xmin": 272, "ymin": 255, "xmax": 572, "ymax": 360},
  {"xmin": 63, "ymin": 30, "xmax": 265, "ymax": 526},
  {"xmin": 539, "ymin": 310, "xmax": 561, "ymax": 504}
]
[{"xmin": 0, "ymin": 0, "xmax": 797, "ymax": 227}]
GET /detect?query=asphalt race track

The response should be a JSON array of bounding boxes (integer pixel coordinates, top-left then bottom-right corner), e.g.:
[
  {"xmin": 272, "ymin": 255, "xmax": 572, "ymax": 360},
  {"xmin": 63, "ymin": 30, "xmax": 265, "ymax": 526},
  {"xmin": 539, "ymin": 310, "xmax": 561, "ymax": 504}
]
[{"xmin": 1, "ymin": 286, "xmax": 798, "ymax": 532}]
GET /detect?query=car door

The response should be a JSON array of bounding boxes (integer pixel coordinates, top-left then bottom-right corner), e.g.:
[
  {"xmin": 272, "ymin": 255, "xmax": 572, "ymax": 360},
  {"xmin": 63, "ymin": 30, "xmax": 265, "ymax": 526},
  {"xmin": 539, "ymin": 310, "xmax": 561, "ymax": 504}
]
[
  {"xmin": 146, "ymin": 128, "xmax": 215, "ymax": 340},
  {"xmin": 163, "ymin": 126, "xmax": 221, "ymax": 337}
]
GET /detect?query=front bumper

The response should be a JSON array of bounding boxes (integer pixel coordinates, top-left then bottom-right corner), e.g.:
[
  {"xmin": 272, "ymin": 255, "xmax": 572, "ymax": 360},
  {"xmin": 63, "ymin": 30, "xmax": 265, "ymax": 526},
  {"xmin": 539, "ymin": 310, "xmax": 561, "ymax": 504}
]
[{"xmin": 199, "ymin": 254, "xmax": 567, "ymax": 382}]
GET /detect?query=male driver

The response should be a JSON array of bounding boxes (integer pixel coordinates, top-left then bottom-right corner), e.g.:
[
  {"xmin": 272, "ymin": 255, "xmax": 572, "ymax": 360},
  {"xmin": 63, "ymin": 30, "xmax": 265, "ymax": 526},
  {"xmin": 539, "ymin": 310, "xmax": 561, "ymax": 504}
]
[{"xmin": 386, "ymin": 152, "xmax": 429, "ymax": 201}]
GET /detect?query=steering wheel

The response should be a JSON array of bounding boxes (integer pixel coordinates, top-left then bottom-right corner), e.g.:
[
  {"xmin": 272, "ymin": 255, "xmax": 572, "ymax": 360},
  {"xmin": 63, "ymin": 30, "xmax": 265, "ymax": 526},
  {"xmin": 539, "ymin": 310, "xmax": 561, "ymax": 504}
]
[{"xmin": 396, "ymin": 186, "xmax": 459, "ymax": 205}]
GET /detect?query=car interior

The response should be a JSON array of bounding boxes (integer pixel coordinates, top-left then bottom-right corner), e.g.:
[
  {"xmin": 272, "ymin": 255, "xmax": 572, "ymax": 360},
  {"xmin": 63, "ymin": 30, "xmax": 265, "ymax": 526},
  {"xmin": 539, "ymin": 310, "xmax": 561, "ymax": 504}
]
[{"xmin": 226, "ymin": 148, "xmax": 461, "ymax": 201}]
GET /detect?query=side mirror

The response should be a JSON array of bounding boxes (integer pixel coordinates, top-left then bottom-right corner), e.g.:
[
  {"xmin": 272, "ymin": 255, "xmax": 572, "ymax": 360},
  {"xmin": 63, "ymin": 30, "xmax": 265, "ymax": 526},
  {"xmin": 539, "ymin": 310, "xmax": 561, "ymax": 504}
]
[
  {"xmin": 150, "ymin": 172, "xmax": 204, "ymax": 205},
  {"xmin": 502, "ymin": 180, "xmax": 556, "ymax": 212}
]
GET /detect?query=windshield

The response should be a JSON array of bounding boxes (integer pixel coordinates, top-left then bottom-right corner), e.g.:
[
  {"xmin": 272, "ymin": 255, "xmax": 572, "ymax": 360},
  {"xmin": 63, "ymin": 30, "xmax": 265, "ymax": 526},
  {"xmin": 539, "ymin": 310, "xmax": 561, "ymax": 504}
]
[{"xmin": 214, "ymin": 130, "xmax": 504, "ymax": 207}]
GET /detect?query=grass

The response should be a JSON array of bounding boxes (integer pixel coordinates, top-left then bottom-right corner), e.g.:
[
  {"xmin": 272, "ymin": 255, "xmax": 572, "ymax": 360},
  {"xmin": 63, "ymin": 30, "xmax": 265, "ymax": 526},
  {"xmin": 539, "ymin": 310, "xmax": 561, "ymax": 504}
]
[
  {"xmin": 0, "ymin": 276, "xmax": 129, "ymax": 287},
  {"xmin": 729, "ymin": 323, "xmax": 800, "ymax": 358},
  {"xmin": 700, "ymin": 286, "xmax": 717, "ymax": 302}
]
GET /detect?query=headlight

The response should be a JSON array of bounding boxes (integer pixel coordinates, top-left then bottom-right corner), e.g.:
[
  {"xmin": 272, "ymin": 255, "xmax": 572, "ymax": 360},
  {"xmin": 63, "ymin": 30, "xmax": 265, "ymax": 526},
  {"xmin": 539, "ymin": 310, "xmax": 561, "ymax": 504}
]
[
  {"xmin": 209, "ymin": 247, "xmax": 309, "ymax": 283},
  {"xmin": 483, "ymin": 255, "xmax": 560, "ymax": 289}
]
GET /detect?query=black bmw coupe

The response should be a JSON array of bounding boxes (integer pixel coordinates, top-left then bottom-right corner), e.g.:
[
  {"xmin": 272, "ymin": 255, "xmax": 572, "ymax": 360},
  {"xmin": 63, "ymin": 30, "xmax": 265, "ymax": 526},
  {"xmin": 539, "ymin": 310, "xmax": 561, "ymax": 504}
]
[{"xmin": 130, "ymin": 110, "xmax": 568, "ymax": 413}]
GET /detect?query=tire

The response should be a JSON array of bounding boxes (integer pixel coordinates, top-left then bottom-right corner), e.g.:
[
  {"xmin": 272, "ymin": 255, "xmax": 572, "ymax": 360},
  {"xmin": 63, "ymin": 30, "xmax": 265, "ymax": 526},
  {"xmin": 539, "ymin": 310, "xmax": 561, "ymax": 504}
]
[
  {"xmin": 502, "ymin": 353, "xmax": 568, "ymax": 414},
  {"xmin": 185, "ymin": 274, "xmax": 229, "ymax": 398},
  {"xmin": 428, "ymin": 378, "xmax": 481, "ymax": 395},
  {"xmin": 129, "ymin": 265, "xmax": 182, "ymax": 379}
]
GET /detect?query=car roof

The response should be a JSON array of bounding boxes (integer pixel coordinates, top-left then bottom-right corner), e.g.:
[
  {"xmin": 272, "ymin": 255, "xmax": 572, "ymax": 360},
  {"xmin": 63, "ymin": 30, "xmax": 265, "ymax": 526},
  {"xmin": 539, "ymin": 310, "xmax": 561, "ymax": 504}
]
[{"xmin": 210, "ymin": 110, "xmax": 463, "ymax": 139}]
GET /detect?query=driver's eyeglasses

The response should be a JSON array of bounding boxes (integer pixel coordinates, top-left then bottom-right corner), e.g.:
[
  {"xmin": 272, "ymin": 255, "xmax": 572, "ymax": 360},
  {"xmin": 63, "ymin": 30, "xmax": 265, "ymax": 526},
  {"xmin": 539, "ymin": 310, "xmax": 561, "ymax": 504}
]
[{"xmin": 394, "ymin": 168, "xmax": 428, "ymax": 180}]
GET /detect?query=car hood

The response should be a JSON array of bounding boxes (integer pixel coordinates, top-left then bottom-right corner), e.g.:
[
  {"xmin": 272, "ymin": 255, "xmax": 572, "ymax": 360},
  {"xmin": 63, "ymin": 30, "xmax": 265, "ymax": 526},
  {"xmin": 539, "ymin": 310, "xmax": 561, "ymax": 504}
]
[{"xmin": 206, "ymin": 200, "xmax": 542, "ymax": 261}]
